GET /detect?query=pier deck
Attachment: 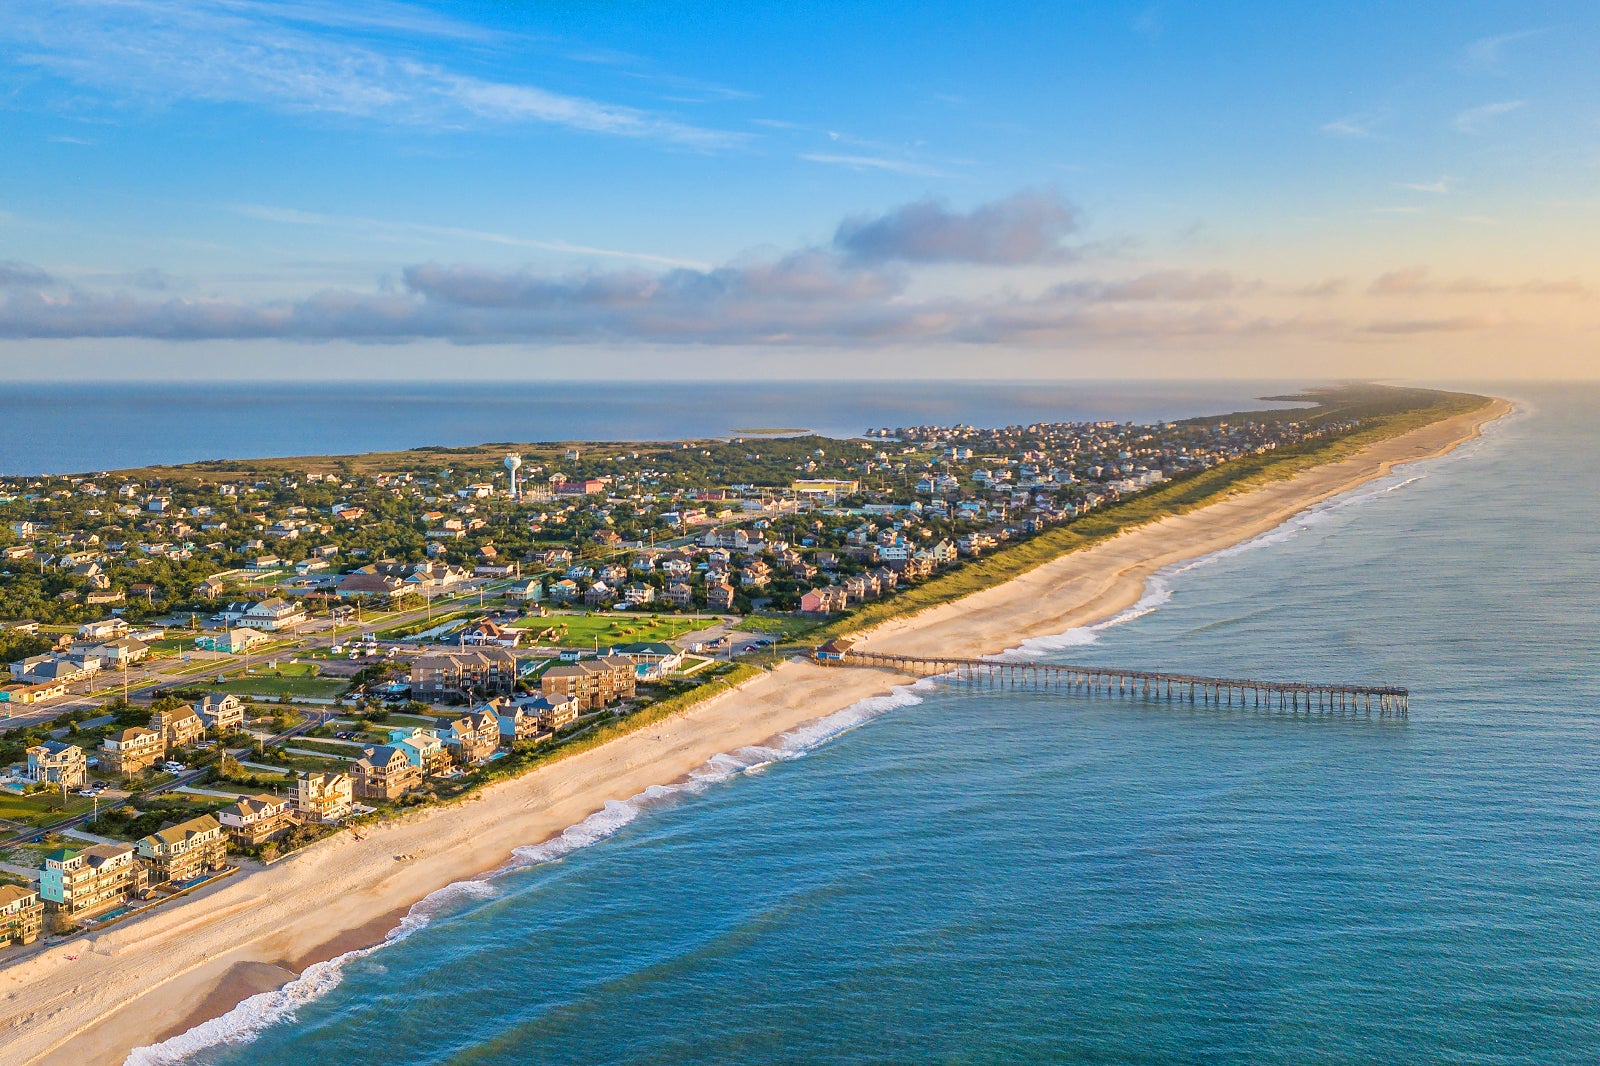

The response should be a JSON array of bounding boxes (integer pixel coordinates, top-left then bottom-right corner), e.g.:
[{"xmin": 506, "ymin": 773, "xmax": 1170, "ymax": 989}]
[{"xmin": 815, "ymin": 649, "xmax": 1409, "ymax": 716}]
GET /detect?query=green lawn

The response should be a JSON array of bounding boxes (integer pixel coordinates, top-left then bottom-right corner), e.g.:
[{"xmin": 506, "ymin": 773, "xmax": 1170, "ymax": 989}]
[
  {"xmin": 0, "ymin": 790, "xmax": 97, "ymax": 827},
  {"xmin": 512, "ymin": 612, "xmax": 713, "ymax": 648},
  {"xmin": 736, "ymin": 615, "xmax": 826, "ymax": 640},
  {"xmin": 215, "ymin": 674, "xmax": 348, "ymax": 698}
]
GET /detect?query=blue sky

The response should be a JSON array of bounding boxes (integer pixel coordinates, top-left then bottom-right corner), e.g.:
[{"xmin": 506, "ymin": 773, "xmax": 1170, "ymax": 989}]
[{"xmin": 1, "ymin": 0, "xmax": 1596, "ymax": 379}]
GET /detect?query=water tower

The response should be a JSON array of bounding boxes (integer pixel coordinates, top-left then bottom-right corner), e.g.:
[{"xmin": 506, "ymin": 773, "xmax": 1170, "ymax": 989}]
[{"xmin": 504, "ymin": 453, "xmax": 523, "ymax": 499}]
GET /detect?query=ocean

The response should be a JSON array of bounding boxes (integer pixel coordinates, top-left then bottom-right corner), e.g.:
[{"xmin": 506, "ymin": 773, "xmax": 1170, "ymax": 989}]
[
  {"xmin": 0, "ymin": 380, "xmax": 1306, "ymax": 476},
  {"xmin": 134, "ymin": 383, "xmax": 1600, "ymax": 1065}
]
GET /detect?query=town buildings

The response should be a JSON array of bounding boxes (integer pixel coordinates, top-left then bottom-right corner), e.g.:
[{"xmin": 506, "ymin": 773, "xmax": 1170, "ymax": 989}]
[{"xmin": 410, "ymin": 647, "xmax": 518, "ymax": 700}]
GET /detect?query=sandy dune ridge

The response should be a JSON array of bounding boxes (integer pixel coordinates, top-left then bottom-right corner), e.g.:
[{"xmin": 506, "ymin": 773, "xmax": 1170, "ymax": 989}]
[{"xmin": 0, "ymin": 398, "xmax": 1509, "ymax": 1066}]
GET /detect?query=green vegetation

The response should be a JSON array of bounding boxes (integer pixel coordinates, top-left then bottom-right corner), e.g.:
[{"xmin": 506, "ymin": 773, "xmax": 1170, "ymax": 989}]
[
  {"xmin": 812, "ymin": 388, "xmax": 1493, "ymax": 643},
  {"xmin": 0, "ymin": 789, "xmax": 98, "ymax": 827},
  {"xmin": 511, "ymin": 612, "xmax": 714, "ymax": 647},
  {"xmin": 214, "ymin": 674, "xmax": 347, "ymax": 699}
]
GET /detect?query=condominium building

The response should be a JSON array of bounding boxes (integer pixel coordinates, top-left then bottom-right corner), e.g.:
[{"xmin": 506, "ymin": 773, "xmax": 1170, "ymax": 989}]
[
  {"xmin": 219, "ymin": 793, "xmax": 295, "ymax": 846},
  {"xmin": 0, "ymin": 885, "xmax": 44, "ymax": 946},
  {"xmin": 540, "ymin": 657, "xmax": 637, "ymax": 711},
  {"xmin": 294, "ymin": 770, "xmax": 353, "ymax": 824},
  {"xmin": 136, "ymin": 814, "xmax": 229, "ymax": 884},
  {"xmin": 410, "ymin": 647, "xmax": 518, "ymax": 700},
  {"xmin": 39, "ymin": 842, "xmax": 148, "ymax": 918},
  {"xmin": 26, "ymin": 741, "xmax": 87, "ymax": 789}
]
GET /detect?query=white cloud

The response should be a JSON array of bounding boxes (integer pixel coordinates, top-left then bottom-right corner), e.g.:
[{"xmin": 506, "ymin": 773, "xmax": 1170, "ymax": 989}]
[
  {"xmin": 1462, "ymin": 30, "xmax": 1541, "ymax": 73},
  {"xmin": 0, "ymin": 0, "xmax": 738, "ymax": 147},
  {"xmin": 799, "ymin": 153, "xmax": 948, "ymax": 178},
  {"xmin": 1394, "ymin": 178, "xmax": 1453, "ymax": 194},
  {"xmin": 1453, "ymin": 100, "xmax": 1526, "ymax": 134}
]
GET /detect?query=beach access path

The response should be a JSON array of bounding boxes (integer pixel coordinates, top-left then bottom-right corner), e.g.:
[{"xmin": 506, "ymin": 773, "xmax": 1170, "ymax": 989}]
[{"xmin": 0, "ymin": 398, "xmax": 1511, "ymax": 1066}]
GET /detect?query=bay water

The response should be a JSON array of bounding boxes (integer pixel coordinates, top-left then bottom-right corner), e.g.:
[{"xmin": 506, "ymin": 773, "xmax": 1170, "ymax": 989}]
[{"xmin": 136, "ymin": 384, "xmax": 1600, "ymax": 1065}]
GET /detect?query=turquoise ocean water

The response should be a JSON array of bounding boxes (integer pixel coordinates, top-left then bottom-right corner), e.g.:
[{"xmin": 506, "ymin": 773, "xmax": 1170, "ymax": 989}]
[{"xmin": 134, "ymin": 385, "xmax": 1600, "ymax": 1065}]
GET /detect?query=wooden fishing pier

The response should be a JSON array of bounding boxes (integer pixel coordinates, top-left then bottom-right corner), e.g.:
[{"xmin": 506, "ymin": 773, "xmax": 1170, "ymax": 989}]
[{"xmin": 814, "ymin": 648, "xmax": 1409, "ymax": 717}]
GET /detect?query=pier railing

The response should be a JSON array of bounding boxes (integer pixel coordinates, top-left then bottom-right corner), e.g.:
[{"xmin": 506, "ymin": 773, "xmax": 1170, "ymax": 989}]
[{"xmin": 814, "ymin": 649, "xmax": 1408, "ymax": 717}]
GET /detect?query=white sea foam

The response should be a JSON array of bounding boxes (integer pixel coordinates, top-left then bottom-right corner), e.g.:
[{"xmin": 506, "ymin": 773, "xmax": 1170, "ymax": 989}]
[{"xmin": 124, "ymin": 680, "xmax": 933, "ymax": 1065}]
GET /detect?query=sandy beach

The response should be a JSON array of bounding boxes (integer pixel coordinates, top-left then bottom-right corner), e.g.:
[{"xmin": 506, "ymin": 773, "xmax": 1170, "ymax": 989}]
[{"xmin": 0, "ymin": 398, "xmax": 1509, "ymax": 1066}]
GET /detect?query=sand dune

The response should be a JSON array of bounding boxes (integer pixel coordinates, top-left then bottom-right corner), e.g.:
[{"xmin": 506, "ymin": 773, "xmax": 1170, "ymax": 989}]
[{"xmin": 0, "ymin": 398, "xmax": 1508, "ymax": 1066}]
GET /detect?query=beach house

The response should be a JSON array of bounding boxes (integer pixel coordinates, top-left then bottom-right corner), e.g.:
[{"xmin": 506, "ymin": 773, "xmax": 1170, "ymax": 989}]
[
  {"xmin": 351, "ymin": 745, "xmax": 423, "ymax": 801},
  {"xmin": 39, "ymin": 843, "xmax": 148, "ymax": 918},
  {"xmin": 99, "ymin": 726, "xmax": 165, "ymax": 776},
  {"xmin": 26, "ymin": 741, "xmax": 87, "ymax": 789},
  {"xmin": 294, "ymin": 770, "xmax": 353, "ymax": 824},
  {"xmin": 136, "ymin": 815, "xmax": 229, "ymax": 884},
  {"xmin": 194, "ymin": 692, "xmax": 246, "ymax": 733},
  {"xmin": 0, "ymin": 885, "xmax": 45, "ymax": 947},
  {"xmin": 387, "ymin": 727, "xmax": 452, "ymax": 776},
  {"xmin": 441, "ymin": 710, "xmax": 501, "ymax": 765},
  {"xmin": 150, "ymin": 704, "xmax": 205, "ymax": 749},
  {"xmin": 219, "ymin": 794, "xmax": 295, "ymax": 846}
]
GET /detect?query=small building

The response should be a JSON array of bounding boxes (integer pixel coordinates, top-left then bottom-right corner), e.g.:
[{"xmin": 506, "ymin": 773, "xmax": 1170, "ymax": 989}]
[
  {"xmin": 705, "ymin": 580, "xmax": 736, "ymax": 612},
  {"xmin": 238, "ymin": 598, "xmax": 307, "ymax": 632},
  {"xmin": 0, "ymin": 885, "xmax": 44, "ymax": 946},
  {"xmin": 137, "ymin": 814, "xmax": 229, "ymax": 884},
  {"xmin": 815, "ymin": 638, "xmax": 856, "ymax": 662},
  {"xmin": 351, "ymin": 745, "xmax": 423, "ymax": 801},
  {"xmin": 26, "ymin": 741, "xmax": 87, "ymax": 789},
  {"xmin": 294, "ymin": 770, "xmax": 353, "ymax": 824},
  {"xmin": 195, "ymin": 628, "xmax": 269, "ymax": 654},
  {"xmin": 219, "ymin": 794, "xmax": 295, "ymax": 846},
  {"xmin": 40, "ymin": 842, "xmax": 148, "ymax": 918}
]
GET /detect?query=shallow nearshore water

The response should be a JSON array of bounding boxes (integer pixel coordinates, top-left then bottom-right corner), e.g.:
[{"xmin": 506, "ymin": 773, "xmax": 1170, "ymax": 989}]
[{"xmin": 1, "ymin": 398, "xmax": 1508, "ymax": 1066}]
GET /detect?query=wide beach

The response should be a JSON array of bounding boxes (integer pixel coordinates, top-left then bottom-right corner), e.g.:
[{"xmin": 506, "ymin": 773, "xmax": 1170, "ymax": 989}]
[{"xmin": 0, "ymin": 398, "xmax": 1510, "ymax": 1066}]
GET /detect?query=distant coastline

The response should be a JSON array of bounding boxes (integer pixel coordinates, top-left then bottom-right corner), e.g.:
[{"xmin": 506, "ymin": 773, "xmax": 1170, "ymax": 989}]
[
  {"xmin": 0, "ymin": 380, "xmax": 1312, "ymax": 476},
  {"xmin": 1, "ymin": 392, "xmax": 1508, "ymax": 1066}
]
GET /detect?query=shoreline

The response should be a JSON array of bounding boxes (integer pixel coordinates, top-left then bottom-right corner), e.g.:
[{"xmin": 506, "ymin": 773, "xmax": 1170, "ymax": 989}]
[{"xmin": 0, "ymin": 397, "xmax": 1510, "ymax": 1066}]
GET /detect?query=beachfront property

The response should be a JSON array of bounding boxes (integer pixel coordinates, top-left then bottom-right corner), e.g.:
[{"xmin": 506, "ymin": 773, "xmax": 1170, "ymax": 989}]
[
  {"xmin": 294, "ymin": 770, "xmax": 354, "ymax": 824},
  {"xmin": 442, "ymin": 710, "xmax": 501, "ymax": 765},
  {"xmin": 219, "ymin": 794, "xmax": 295, "ymax": 846},
  {"xmin": 194, "ymin": 692, "xmax": 246, "ymax": 733},
  {"xmin": 0, "ymin": 885, "xmax": 45, "ymax": 946},
  {"xmin": 150, "ymin": 703, "xmax": 205, "ymax": 748},
  {"xmin": 410, "ymin": 647, "xmax": 519, "ymax": 701},
  {"xmin": 136, "ymin": 814, "xmax": 229, "ymax": 884},
  {"xmin": 487, "ymin": 693, "xmax": 578, "ymax": 742},
  {"xmin": 99, "ymin": 725, "xmax": 166, "ymax": 776},
  {"xmin": 26, "ymin": 740, "xmax": 88, "ymax": 788},
  {"xmin": 388, "ymin": 727, "xmax": 452, "ymax": 776},
  {"xmin": 540, "ymin": 657, "xmax": 637, "ymax": 711},
  {"xmin": 351, "ymin": 745, "xmax": 423, "ymax": 801},
  {"xmin": 40, "ymin": 842, "xmax": 149, "ymax": 918}
]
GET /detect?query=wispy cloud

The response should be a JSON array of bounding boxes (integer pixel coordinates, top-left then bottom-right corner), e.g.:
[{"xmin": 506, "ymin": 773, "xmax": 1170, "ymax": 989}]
[
  {"xmin": 1394, "ymin": 177, "xmax": 1453, "ymax": 194},
  {"xmin": 0, "ymin": 0, "xmax": 739, "ymax": 147},
  {"xmin": 800, "ymin": 153, "xmax": 948, "ymax": 178},
  {"xmin": 1462, "ymin": 29, "xmax": 1542, "ymax": 73},
  {"xmin": 231, "ymin": 204, "xmax": 711, "ymax": 269},
  {"xmin": 1454, "ymin": 100, "xmax": 1526, "ymax": 134},
  {"xmin": 1321, "ymin": 114, "xmax": 1377, "ymax": 138}
]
